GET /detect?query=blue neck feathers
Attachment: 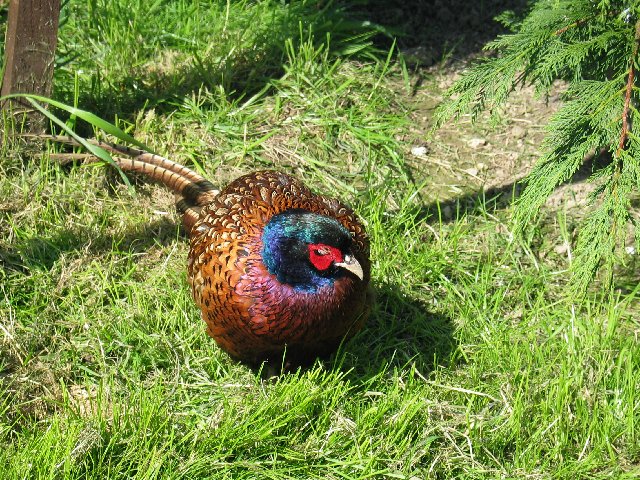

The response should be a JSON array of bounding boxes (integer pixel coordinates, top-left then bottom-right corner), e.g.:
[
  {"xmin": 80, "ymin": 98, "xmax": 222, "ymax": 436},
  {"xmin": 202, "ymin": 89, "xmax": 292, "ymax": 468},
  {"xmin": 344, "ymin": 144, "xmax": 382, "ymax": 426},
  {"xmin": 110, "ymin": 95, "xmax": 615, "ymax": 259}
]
[{"xmin": 261, "ymin": 209, "xmax": 351, "ymax": 292}]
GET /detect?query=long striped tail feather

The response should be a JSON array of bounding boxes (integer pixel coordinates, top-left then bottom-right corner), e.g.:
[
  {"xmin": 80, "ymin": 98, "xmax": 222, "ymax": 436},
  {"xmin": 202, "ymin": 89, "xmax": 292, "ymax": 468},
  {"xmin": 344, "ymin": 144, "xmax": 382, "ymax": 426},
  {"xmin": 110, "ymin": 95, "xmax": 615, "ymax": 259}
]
[{"xmin": 31, "ymin": 134, "xmax": 218, "ymax": 234}]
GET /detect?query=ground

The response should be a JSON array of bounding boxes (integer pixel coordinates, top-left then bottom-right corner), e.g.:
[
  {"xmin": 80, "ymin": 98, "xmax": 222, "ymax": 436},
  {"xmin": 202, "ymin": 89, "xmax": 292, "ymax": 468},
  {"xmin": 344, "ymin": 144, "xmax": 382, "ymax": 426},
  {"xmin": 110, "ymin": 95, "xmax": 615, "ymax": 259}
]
[{"xmin": 1, "ymin": 1, "xmax": 639, "ymax": 478}]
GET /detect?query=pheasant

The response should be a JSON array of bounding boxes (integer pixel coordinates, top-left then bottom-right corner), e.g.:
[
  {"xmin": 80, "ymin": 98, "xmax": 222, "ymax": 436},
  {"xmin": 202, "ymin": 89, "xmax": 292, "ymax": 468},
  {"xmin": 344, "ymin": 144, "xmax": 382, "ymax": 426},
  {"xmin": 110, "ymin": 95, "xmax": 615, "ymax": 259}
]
[{"xmin": 45, "ymin": 137, "xmax": 371, "ymax": 366}]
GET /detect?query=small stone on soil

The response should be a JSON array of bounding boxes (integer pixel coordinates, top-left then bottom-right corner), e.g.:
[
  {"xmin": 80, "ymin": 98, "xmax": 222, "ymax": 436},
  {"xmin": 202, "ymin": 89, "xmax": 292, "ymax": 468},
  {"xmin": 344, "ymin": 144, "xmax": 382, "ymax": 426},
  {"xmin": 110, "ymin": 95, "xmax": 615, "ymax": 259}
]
[
  {"xmin": 411, "ymin": 145, "xmax": 429, "ymax": 156},
  {"xmin": 468, "ymin": 138, "xmax": 487, "ymax": 149}
]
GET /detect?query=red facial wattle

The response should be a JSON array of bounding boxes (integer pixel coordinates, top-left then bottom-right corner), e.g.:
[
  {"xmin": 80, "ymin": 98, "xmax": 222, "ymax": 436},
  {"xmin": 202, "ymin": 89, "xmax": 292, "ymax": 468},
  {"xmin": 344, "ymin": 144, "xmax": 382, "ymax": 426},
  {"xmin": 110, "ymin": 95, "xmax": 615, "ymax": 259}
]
[{"xmin": 308, "ymin": 243, "xmax": 343, "ymax": 271}]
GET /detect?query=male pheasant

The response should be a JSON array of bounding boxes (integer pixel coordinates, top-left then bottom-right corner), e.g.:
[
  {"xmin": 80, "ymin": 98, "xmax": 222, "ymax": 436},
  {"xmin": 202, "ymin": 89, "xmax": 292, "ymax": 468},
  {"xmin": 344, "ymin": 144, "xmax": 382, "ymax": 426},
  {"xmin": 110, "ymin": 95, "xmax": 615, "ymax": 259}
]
[{"xmin": 50, "ymin": 138, "xmax": 371, "ymax": 366}]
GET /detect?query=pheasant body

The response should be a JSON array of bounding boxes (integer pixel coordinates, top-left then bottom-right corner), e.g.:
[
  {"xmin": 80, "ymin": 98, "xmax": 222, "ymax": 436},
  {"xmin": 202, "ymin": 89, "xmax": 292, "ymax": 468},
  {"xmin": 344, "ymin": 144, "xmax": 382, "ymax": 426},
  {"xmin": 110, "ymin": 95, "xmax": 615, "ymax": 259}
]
[
  {"xmin": 45, "ymin": 137, "xmax": 371, "ymax": 366},
  {"xmin": 188, "ymin": 171, "xmax": 370, "ymax": 365}
]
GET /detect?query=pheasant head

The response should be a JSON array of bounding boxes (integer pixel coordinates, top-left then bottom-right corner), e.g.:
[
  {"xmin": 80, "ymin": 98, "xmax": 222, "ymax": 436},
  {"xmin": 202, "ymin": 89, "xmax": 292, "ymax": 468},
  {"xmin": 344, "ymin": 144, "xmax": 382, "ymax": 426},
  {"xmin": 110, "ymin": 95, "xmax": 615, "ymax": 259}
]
[{"xmin": 261, "ymin": 209, "xmax": 364, "ymax": 292}]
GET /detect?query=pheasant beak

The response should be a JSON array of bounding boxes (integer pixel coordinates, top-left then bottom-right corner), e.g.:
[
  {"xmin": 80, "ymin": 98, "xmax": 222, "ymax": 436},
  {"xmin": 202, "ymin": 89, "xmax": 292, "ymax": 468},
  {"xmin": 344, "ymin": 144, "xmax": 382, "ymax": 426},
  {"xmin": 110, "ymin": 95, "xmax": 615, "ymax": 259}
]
[{"xmin": 335, "ymin": 254, "xmax": 364, "ymax": 281}]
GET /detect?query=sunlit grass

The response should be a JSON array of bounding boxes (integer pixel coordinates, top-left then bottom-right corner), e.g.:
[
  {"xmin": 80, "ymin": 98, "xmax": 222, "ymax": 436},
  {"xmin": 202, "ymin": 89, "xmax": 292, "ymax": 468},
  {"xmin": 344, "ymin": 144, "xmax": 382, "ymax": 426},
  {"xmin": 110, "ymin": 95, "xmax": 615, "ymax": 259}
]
[{"xmin": 1, "ymin": 1, "xmax": 639, "ymax": 478}]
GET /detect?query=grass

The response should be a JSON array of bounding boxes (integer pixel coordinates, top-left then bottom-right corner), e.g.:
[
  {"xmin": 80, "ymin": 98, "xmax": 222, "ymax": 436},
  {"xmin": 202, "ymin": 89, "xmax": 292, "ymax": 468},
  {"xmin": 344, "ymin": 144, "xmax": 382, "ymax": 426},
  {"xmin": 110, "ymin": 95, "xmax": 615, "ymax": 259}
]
[{"xmin": 1, "ymin": 0, "xmax": 640, "ymax": 478}]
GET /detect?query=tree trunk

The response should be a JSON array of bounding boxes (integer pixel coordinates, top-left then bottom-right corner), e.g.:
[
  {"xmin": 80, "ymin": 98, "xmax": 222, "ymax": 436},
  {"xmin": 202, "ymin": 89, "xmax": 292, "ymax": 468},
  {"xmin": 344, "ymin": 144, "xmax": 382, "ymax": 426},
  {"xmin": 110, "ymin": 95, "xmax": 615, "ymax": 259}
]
[{"xmin": 1, "ymin": 0, "xmax": 61, "ymax": 133}]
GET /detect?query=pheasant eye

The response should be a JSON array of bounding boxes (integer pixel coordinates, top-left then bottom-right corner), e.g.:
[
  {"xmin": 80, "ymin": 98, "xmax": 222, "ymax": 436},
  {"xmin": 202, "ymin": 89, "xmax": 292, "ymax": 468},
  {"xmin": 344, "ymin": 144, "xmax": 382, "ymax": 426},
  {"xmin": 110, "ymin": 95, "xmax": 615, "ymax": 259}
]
[{"xmin": 308, "ymin": 243, "xmax": 343, "ymax": 271}]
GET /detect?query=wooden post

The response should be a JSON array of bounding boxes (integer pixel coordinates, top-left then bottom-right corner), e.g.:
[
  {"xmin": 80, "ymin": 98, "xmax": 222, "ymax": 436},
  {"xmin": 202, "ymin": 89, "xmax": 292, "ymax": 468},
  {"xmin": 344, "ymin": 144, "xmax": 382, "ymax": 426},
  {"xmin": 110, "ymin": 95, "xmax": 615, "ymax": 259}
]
[{"xmin": 1, "ymin": 0, "xmax": 61, "ymax": 132}]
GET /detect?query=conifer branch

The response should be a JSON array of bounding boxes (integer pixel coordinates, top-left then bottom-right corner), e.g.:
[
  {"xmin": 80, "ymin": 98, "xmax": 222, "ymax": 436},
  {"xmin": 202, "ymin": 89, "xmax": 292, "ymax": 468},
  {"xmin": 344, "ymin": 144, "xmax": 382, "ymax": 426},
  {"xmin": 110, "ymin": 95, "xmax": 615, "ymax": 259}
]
[
  {"xmin": 553, "ymin": 10, "xmax": 619, "ymax": 36},
  {"xmin": 434, "ymin": 0, "xmax": 640, "ymax": 295},
  {"xmin": 616, "ymin": 19, "xmax": 640, "ymax": 157},
  {"xmin": 594, "ymin": 19, "xmax": 640, "ymax": 292},
  {"xmin": 554, "ymin": 16, "xmax": 591, "ymax": 36}
]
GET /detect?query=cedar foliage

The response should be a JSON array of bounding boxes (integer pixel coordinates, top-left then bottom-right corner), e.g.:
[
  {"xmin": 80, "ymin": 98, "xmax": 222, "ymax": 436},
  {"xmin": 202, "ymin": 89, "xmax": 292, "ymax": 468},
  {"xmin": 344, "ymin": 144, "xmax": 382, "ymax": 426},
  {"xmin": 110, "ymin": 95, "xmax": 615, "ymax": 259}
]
[{"xmin": 434, "ymin": 0, "xmax": 640, "ymax": 295}]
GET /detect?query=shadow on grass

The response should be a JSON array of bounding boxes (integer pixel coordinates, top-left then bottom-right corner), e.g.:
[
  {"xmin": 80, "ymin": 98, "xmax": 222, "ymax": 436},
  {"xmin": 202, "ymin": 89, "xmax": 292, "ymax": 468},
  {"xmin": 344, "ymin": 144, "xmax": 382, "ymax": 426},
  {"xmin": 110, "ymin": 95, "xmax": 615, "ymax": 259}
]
[
  {"xmin": 355, "ymin": 0, "xmax": 531, "ymax": 64},
  {"xmin": 52, "ymin": 1, "xmax": 388, "ymax": 126},
  {"xmin": 333, "ymin": 282, "xmax": 457, "ymax": 381},
  {"xmin": 0, "ymin": 216, "xmax": 182, "ymax": 278},
  {"xmin": 50, "ymin": 0, "xmax": 530, "ymax": 126},
  {"xmin": 415, "ymin": 148, "xmax": 613, "ymax": 225}
]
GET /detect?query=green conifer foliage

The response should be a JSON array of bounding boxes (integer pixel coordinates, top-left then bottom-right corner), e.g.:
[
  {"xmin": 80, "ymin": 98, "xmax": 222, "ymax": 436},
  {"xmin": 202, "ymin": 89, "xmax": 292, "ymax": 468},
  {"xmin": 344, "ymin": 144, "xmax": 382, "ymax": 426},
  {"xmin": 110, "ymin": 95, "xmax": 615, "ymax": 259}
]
[{"xmin": 434, "ymin": 0, "xmax": 640, "ymax": 295}]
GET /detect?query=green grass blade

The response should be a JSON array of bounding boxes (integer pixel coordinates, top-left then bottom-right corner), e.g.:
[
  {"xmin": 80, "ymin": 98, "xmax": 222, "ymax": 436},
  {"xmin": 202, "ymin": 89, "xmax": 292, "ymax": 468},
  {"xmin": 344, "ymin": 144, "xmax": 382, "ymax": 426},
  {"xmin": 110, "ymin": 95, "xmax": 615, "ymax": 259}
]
[
  {"xmin": 1, "ymin": 93, "xmax": 148, "ymax": 150},
  {"xmin": 4, "ymin": 95, "xmax": 133, "ymax": 188}
]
